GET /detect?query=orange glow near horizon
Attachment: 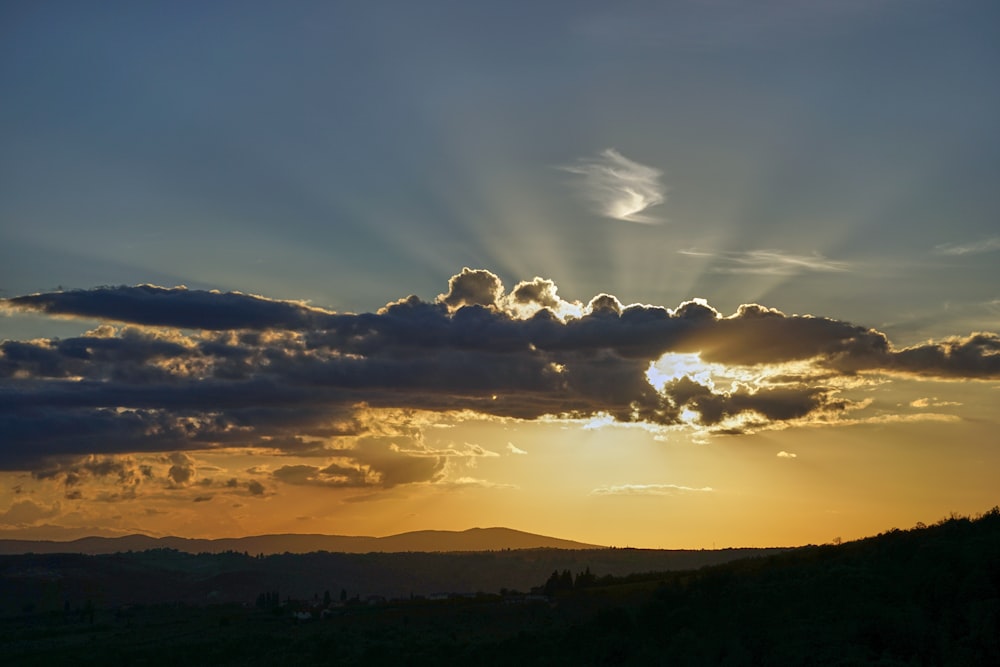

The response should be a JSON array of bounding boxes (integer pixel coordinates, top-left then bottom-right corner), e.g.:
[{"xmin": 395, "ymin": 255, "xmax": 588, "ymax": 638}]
[{"xmin": 3, "ymin": 388, "xmax": 997, "ymax": 549}]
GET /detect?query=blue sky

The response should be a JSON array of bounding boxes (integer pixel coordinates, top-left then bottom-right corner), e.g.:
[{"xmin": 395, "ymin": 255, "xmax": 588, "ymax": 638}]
[
  {"xmin": 1, "ymin": 1, "xmax": 998, "ymax": 545},
  {"xmin": 4, "ymin": 1, "xmax": 998, "ymax": 333}
]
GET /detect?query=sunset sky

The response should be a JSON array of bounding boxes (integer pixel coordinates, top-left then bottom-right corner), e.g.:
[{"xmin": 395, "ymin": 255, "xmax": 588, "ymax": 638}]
[{"xmin": 2, "ymin": 1, "xmax": 998, "ymax": 549}]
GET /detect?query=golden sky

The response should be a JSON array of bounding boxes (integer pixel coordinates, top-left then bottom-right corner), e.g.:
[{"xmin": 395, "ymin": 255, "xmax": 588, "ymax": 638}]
[{"xmin": 2, "ymin": 270, "xmax": 997, "ymax": 547}]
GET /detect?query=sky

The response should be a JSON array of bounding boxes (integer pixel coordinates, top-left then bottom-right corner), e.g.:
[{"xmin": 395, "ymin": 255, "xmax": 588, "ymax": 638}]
[{"xmin": 1, "ymin": 0, "xmax": 998, "ymax": 549}]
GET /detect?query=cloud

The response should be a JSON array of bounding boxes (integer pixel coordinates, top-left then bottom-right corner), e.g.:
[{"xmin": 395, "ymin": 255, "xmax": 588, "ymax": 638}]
[
  {"xmin": 1, "ymin": 268, "xmax": 998, "ymax": 474},
  {"xmin": 166, "ymin": 452, "xmax": 196, "ymax": 488},
  {"xmin": 910, "ymin": 397, "xmax": 961, "ymax": 408},
  {"xmin": 444, "ymin": 477, "xmax": 518, "ymax": 490},
  {"xmin": 3, "ymin": 284, "xmax": 335, "ymax": 330},
  {"xmin": 561, "ymin": 149, "xmax": 666, "ymax": 223},
  {"xmin": 272, "ymin": 463, "xmax": 369, "ymax": 489},
  {"xmin": 885, "ymin": 333, "xmax": 1000, "ymax": 378},
  {"xmin": 590, "ymin": 483, "xmax": 714, "ymax": 496},
  {"xmin": 506, "ymin": 442, "xmax": 528, "ymax": 455},
  {"xmin": 776, "ymin": 451, "xmax": 798, "ymax": 458},
  {"xmin": 269, "ymin": 435, "xmax": 453, "ymax": 490},
  {"xmin": 31, "ymin": 455, "xmax": 153, "ymax": 498},
  {"xmin": 678, "ymin": 249, "xmax": 849, "ymax": 274},
  {"xmin": 506, "ymin": 277, "xmax": 583, "ymax": 320},
  {"xmin": 438, "ymin": 267, "xmax": 504, "ymax": 311},
  {"xmin": 0, "ymin": 499, "xmax": 61, "ymax": 526},
  {"xmin": 934, "ymin": 237, "xmax": 1000, "ymax": 256}
]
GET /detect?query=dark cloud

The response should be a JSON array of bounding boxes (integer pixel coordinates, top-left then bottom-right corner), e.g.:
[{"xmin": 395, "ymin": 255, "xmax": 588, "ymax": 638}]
[
  {"xmin": 510, "ymin": 277, "xmax": 562, "ymax": 310},
  {"xmin": 30, "ymin": 455, "xmax": 152, "ymax": 498},
  {"xmin": 2, "ymin": 269, "xmax": 998, "ymax": 474},
  {"xmin": 272, "ymin": 463, "xmax": 368, "ymax": 489},
  {"xmin": 587, "ymin": 294, "xmax": 624, "ymax": 316},
  {"xmin": 166, "ymin": 452, "xmax": 196, "ymax": 487},
  {"xmin": 438, "ymin": 267, "xmax": 503, "ymax": 310},
  {"xmin": 270, "ymin": 436, "xmax": 447, "ymax": 489},
  {"xmin": 886, "ymin": 333, "xmax": 1000, "ymax": 378},
  {"xmin": 4, "ymin": 284, "xmax": 334, "ymax": 331},
  {"xmin": 666, "ymin": 377, "xmax": 842, "ymax": 427}
]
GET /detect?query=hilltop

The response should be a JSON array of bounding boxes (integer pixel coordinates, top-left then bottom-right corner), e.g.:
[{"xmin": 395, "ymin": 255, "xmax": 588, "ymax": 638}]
[{"xmin": 0, "ymin": 527, "xmax": 601, "ymax": 556}]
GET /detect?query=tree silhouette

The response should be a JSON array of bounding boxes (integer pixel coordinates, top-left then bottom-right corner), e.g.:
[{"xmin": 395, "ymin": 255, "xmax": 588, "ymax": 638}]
[{"xmin": 575, "ymin": 566, "xmax": 596, "ymax": 589}]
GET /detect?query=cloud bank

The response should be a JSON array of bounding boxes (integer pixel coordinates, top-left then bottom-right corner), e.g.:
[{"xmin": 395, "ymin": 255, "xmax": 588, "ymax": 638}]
[{"xmin": 3, "ymin": 268, "xmax": 998, "ymax": 486}]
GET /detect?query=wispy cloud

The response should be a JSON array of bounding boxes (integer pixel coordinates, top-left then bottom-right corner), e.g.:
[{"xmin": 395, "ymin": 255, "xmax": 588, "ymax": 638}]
[
  {"xmin": 506, "ymin": 442, "xmax": 527, "ymax": 455},
  {"xmin": 934, "ymin": 237, "xmax": 1000, "ymax": 256},
  {"xmin": 561, "ymin": 149, "xmax": 666, "ymax": 223},
  {"xmin": 590, "ymin": 483, "xmax": 713, "ymax": 496},
  {"xmin": 678, "ymin": 249, "xmax": 849, "ymax": 274},
  {"xmin": 445, "ymin": 477, "xmax": 518, "ymax": 490},
  {"xmin": 910, "ymin": 397, "xmax": 961, "ymax": 408}
]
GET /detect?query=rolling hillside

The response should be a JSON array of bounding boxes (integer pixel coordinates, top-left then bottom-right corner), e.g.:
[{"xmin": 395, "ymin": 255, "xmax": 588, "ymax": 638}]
[{"xmin": 0, "ymin": 527, "xmax": 601, "ymax": 556}]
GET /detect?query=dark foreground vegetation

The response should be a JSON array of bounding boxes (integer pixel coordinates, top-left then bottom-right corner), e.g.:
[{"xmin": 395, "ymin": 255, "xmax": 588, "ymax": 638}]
[
  {"xmin": 0, "ymin": 545, "xmax": 782, "ymax": 613},
  {"xmin": 3, "ymin": 509, "xmax": 999, "ymax": 666}
]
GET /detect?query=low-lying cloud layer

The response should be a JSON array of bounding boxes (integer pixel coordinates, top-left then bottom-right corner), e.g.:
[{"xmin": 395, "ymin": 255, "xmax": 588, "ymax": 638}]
[{"xmin": 3, "ymin": 268, "xmax": 998, "ymax": 491}]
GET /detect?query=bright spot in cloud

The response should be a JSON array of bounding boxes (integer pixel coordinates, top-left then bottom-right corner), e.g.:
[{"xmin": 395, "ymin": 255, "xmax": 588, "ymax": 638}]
[
  {"xmin": 680, "ymin": 408, "xmax": 701, "ymax": 424},
  {"xmin": 583, "ymin": 412, "xmax": 617, "ymax": 430},
  {"xmin": 646, "ymin": 352, "xmax": 823, "ymax": 397},
  {"xmin": 910, "ymin": 397, "xmax": 961, "ymax": 408},
  {"xmin": 646, "ymin": 352, "xmax": 714, "ymax": 389},
  {"xmin": 777, "ymin": 451, "xmax": 798, "ymax": 458},
  {"xmin": 561, "ymin": 148, "xmax": 666, "ymax": 223}
]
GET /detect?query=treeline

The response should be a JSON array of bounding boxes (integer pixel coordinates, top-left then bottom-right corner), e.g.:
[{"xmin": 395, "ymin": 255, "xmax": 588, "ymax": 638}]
[
  {"xmin": 491, "ymin": 507, "xmax": 1000, "ymax": 665},
  {"xmin": 537, "ymin": 567, "xmax": 599, "ymax": 594},
  {"xmin": 0, "ymin": 545, "xmax": 785, "ymax": 615},
  {"xmin": 5, "ymin": 508, "xmax": 1000, "ymax": 665}
]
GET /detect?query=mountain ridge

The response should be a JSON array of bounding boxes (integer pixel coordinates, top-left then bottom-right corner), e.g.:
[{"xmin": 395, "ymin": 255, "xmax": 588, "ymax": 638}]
[{"xmin": 0, "ymin": 526, "xmax": 603, "ymax": 555}]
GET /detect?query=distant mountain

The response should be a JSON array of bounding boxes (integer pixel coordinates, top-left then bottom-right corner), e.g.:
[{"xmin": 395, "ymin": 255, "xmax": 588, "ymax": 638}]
[{"xmin": 0, "ymin": 527, "xmax": 601, "ymax": 556}]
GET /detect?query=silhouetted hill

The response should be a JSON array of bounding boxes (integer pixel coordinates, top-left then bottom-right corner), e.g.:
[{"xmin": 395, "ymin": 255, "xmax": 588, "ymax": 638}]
[
  {"xmin": 0, "ymin": 527, "xmax": 599, "ymax": 556},
  {"xmin": 498, "ymin": 508, "xmax": 1000, "ymax": 665},
  {"xmin": 4, "ymin": 509, "xmax": 999, "ymax": 666},
  {"xmin": 0, "ymin": 545, "xmax": 784, "ymax": 613}
]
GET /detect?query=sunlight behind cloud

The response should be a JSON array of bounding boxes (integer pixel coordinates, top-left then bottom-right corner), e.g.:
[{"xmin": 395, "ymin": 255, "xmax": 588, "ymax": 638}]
[{"xmin": 646, "ymin": 352, "xmax": 714, "ymax": 388}]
